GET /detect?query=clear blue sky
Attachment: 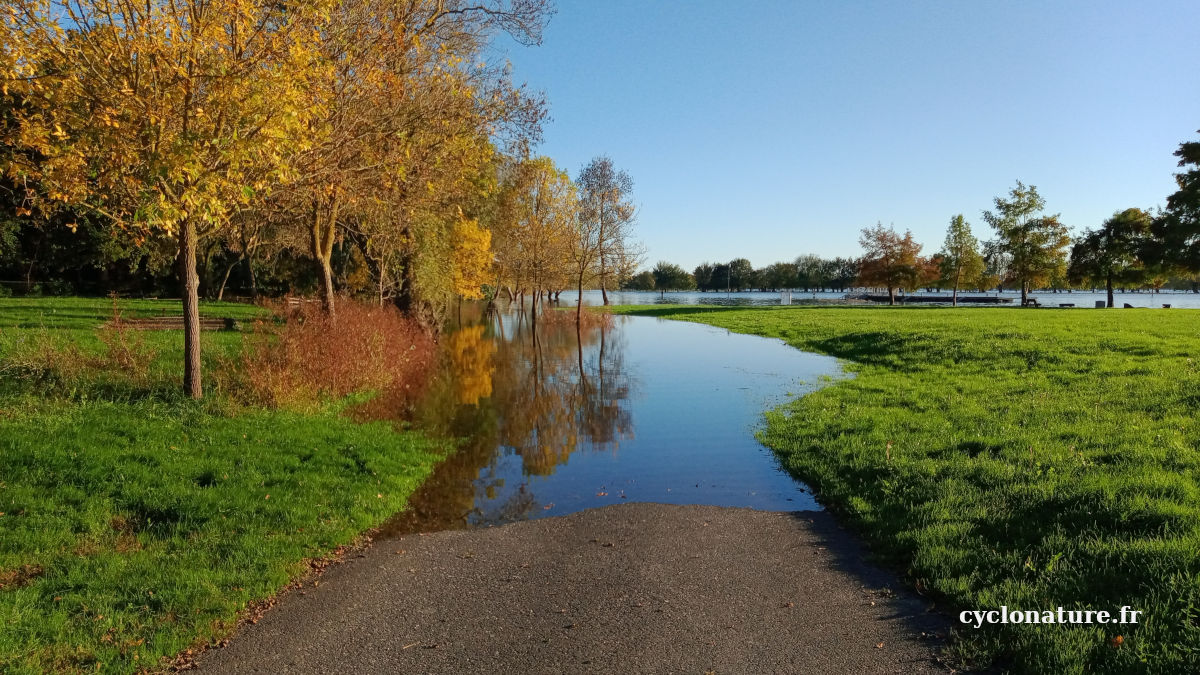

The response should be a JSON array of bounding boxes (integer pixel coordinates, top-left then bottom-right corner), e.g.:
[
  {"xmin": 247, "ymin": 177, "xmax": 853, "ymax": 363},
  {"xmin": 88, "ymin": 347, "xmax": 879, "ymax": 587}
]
[{"xmin": 494, "ymin": 0, "xmax": 1200, "ymax": 271}]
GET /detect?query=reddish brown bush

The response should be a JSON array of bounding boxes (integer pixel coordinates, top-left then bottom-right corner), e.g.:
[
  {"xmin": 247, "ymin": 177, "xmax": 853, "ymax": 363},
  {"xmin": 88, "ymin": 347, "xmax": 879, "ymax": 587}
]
[{"xmin": 231, "ymin": 299, "xmax": 436, "ymax": 409}]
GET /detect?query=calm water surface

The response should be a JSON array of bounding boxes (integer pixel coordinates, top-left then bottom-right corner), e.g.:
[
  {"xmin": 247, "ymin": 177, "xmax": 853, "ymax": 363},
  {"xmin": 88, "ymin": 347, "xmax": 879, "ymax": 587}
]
[{"xmin": 375, "ymin": 309, "xmax": 840, "ymax": 536}]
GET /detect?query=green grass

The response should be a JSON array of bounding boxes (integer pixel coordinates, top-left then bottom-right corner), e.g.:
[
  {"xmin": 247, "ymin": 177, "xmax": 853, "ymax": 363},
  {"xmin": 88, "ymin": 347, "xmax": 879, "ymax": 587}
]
[
  {"xmin": 614, "ymin": 304, "xmax": 1200, "ymax": 674},
  {"xmin": 0, "ymin": 298, "xmax": 445, "ymax": 673}
]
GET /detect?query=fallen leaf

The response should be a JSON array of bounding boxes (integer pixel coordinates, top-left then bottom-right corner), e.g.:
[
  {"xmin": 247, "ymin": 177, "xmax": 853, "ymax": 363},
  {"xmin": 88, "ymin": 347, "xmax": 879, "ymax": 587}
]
[{"xmin": 876, "ymin": 642, "xmax": 884, "ymax": 649}]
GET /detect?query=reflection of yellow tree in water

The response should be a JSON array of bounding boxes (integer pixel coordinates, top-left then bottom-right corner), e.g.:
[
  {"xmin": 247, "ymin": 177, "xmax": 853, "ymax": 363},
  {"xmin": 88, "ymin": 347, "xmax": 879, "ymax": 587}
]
[
  {"xmin": 493, "ymin": 312, "xmax": 632, "ymax": 476},
  {"xmin": 375, "ymin": 309, "xmax": 635, "ymax": 534},
  {"xmin": 447, "ymin": 324, "xmax": 496, "ymax": 405}
]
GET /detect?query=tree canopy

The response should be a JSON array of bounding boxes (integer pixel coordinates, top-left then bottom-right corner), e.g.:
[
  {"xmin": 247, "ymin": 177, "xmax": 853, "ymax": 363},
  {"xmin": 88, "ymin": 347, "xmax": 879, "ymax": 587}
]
[
  {"xmin": 857, "ymin": 223, "xmax": 923, "ymax": 304},
  {"xmin": 938, "ymin": 214, "xmax": 985, "ymax": 305},
  {"xmin": 1151, "ymin": 130, "xmax": 1200, "ymax": 275},
  {"xmin": 981, "ymin": 181, "xmax": 1070, "ymax": 304}
]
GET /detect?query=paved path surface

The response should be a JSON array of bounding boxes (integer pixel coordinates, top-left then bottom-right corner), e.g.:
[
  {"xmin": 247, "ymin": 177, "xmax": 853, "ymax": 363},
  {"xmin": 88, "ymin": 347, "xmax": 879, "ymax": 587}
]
[{"xmin": 197, "ymin": 503, "xmax": 947, "ymax": 674}]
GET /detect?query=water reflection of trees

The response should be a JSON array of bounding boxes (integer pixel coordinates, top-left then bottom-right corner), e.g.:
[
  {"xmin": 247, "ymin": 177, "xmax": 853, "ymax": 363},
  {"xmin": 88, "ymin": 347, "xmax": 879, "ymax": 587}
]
[{"xmin": 374, "ymin": 305, "xmax": 635, "ymax": 535}]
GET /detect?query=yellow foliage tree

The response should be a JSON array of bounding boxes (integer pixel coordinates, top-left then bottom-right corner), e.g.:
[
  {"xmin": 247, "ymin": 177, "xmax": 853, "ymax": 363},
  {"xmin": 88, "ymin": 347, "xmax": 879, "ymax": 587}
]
[
  {"xmin": 492, "ymin": 156, "xmax": 576, "ymax": 307},
  {"xmin": 2, "ymin": 0, "xmax": 313, "ymax": 397},
  {"xmin": 452, "ymin": 216, "xmax": 493, "ymax": 300}
]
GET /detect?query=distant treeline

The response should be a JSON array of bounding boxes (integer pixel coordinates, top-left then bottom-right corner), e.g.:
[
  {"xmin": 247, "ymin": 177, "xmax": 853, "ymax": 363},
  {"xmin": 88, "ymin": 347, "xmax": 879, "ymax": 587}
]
[
  {"xmin": 622, "ymin": 257, "xmax": 859, "ymax": 293},
  {"xmin": 624, "ymin": 133, "xmax": 1200, "ymax": 307}
]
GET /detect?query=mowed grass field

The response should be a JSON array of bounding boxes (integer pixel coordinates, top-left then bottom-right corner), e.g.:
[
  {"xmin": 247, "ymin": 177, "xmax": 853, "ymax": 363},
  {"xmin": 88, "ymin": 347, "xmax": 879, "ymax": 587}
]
[
  {"xmin": 0, "ymin": 298, "xmax": 445, "ymax": 673},
  {"xmin": 616, "ymin": 304, "xmax": 1200, "ymax": 674}
]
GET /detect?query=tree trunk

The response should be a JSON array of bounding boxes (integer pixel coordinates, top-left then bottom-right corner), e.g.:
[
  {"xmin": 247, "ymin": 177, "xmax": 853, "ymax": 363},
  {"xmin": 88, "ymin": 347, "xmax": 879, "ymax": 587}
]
[
  {"xmin": 1106, "ymin": 273, "xmax": 1114, "ymax": 308},
  {"xmin": 394, "ymin": 251, "xmax": 418, "ymax": 313},
  {"xmin": 247, "ymin": 256, "xmax": 258, "ymax": 300},
  {"xmin": 318, "ymin": 257, "xmax": 335, "ymax": 314},
  {"xmin": 1021, "ymin": 281, "xmax": 1029, "ymax": 306},
  {"xmin": 216, "ymin": 255, "xmax": 241, "ymax": 302},
  {"xmin": 576, "ymin": 269, "xmax": 585, "ymax": 323},
  {"xmin": 178, "ymin": 219, "xmax": 203, "ymax": 399},
  {"xmin": 952, "ymin": 284, "xmax": 959, "ymax": 307},
  {"xmin": 310, "ymin": 202, "xmax": 338, "ymax": 316},
  {"xmin": 888, "ymin": 286, "xmax": 896, "ymax": 305}
]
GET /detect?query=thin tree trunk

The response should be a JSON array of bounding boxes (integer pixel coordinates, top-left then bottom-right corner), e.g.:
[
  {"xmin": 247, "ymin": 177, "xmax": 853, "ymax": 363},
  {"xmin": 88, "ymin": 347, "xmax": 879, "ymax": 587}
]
[
  {"xmin": 1021, "ymin": 281, "xmax": 1029, "ymax": 306},
  {"xmin": 319, "ymin": 258, "xmax": 335, "ymax": 313},
  {"xmin": 576, "ymin": 268, "xmax": 585, "ymax": 323},
  {"xmin": 179, "ymin": 218, "xmax": 202, "ymax": 399},
  {"xmin": 216, "ymin": 255, "xmax": 241, "ymax": 302},
  {"xmin": 247, "ymin": 256, "xmax": 258, "ymax": 300},
  {"xmin": 1106, "ymin": 273, "xmax": 1114, "ymax": 308},
  {"xmin": 888, "ymin": 286, "xmax": 896, "ymax": 305},
  {"xmin": 310, "ymin": 202, "xmax": 338, "ymax": 316},
  {"xmin": 530, "ymin": 286, "xmax": 539, "ymax": 329},
  {"xmin": 378, "ymin": 262, "xmax": 387, "ymax": 306}
]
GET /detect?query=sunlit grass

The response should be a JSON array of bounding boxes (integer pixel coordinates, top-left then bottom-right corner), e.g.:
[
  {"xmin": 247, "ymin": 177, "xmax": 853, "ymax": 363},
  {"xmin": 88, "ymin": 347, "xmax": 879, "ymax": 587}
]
[
  {"xmin": 0, "ymin": 298, "xmax": 445, "ymax": 673},
  {"xmin": 615, "ymin": 304, "xmax": 1200, "ymax": 674}
]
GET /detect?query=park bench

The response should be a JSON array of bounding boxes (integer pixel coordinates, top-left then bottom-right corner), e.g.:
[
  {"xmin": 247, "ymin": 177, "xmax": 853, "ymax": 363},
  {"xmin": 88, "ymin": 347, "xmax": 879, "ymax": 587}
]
[{"xmin": 1022, "ymin": 298, "xmax": 1041, "ymax": 307}]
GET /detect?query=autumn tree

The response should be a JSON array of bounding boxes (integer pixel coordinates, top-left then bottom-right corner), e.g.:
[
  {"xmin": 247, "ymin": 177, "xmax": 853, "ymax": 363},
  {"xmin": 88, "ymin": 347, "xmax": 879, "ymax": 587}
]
[
  {"xmin": 982, "ymin": 181, "xmax": 1071, "ymax": 305},
  {"xmin": 937, "ymin": 214, "xmax": 985, "ymax": 305},
  {"xmin": 1068, "ymin": 208, "xmax": 1152, "ymax": 307},
  {"xmin": 451, "ymin": 214, "xmax": 493, "ymax": 300},
  {"xmin": 857, "ymin": 223, "xmax": 923, "ymax": 305},
  {"xmin": 494, "ymin": 156, "xmax": 577, "ymax": 316},
  {"xmin": 282, "ymin": 0, "xmax": 549, "ymax": 317},
  {"xmin": 2, "ymin": 0, "xmax": 313, "ymax": 398},
  {"xmin": 576, "ymin": 156, "xmax": 639, "ymax": 305}
]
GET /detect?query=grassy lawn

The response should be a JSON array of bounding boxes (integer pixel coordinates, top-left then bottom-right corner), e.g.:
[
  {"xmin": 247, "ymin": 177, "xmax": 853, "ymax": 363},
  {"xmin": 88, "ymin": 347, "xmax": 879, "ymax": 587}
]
[
  {"xmin": 615, "ymin": 304, "xmax": 1200, "ymax": 674},
  {"xmin": 0, "ymin": 298, "xmax": 445, "ymax": 673}
]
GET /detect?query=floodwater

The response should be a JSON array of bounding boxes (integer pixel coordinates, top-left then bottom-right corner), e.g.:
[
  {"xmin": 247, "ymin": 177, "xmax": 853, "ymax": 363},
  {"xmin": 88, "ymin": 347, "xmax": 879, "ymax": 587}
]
[{"xmin": 373, "ymin": 306, "xmax": 840, "ymax": 536}]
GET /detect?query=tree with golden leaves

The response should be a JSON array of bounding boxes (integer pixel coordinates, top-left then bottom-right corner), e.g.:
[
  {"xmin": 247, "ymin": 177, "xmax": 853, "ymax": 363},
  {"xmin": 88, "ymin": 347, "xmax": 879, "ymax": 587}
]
[
  {"xmin": 2, "ymin": 0, "xmax": 313, "ymax": 397},
  {"xmin": 452, "ymin": 214, "xmax": 493, "ymax": 300},
  {"xmin": 492, "ymin": 156, "xmax": 576, "ymax": 316},
  {"xmin": 281, "ymin": 0, "xmax": 549, "ymax": 318}
]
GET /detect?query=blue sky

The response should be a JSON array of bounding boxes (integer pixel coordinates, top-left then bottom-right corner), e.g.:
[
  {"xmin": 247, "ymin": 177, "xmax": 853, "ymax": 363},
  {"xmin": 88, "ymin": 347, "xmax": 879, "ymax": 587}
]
[{"xmin": 494, "ymin": 0, "xmax": 1200, "ymax": 271}]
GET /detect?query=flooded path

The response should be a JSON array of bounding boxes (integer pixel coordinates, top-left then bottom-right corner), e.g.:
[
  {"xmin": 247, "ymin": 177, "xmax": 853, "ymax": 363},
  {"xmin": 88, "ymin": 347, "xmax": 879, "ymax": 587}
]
[
  {"xmin": 197, "ymin": 309, "xmax": 949, "ymax": 675},
  {"xmin": 371, "ymin": 307, "xmax": 843, "ymax": 536}
]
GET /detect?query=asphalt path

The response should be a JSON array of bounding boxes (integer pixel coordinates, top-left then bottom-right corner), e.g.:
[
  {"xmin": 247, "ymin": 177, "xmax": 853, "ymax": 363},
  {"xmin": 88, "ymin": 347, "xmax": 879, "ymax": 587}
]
[{"xmin": 196, "ymin": 503, "xmax": 948, "ymax": 674}]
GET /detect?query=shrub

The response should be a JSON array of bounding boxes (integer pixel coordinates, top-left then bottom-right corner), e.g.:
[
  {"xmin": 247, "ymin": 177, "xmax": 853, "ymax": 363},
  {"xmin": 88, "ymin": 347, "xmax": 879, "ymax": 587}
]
[{"xmin": 229, "ymin": 299, "xmax": 436, "ymax": 409}]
